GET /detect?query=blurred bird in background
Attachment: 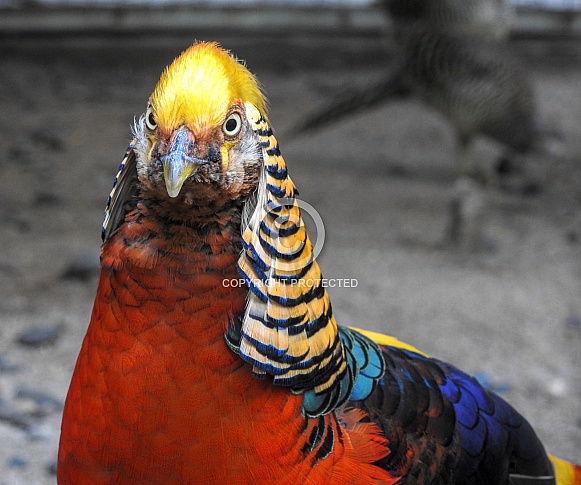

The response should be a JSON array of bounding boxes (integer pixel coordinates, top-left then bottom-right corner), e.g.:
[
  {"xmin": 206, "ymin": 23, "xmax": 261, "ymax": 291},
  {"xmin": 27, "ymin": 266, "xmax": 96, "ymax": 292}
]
[
  {"xmin": 383, "ymin": 0, "xmax": 514, "ymax": 41},
  {"xmin": 296, "ymin": 0, "xmax": 555, "ymax": 250},
  {"xmin": 57, "ymin": 41, "xmax": 581, "ymax": 484}
]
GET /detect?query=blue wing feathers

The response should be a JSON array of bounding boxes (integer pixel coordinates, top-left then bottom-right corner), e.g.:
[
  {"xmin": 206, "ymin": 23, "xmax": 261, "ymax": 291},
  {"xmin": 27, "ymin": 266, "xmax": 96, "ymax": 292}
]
[
  {"xmin": 454, "ymin": 386, "xmax": 480, "ymax": 429},
  {"xmin": 338, "ymin": 327, "xmax": 385, "ymax": 402},
  {"xmin": 345, "ymin": 337, "xmax": 553, "ymax": 482},
  {"xmin": 432, "ymin": 354, "xmax": 551, "ymax": 479}
]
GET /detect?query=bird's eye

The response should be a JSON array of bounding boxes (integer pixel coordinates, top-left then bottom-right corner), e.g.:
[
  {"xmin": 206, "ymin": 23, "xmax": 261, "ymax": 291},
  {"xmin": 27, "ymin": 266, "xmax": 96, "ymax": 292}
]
[
  {"xmin": 223, "ymin": 112, "xmax": 242, "ymax": 137},
  {"xmin": 145, "ymin": 107, "xmax": 157, "ymax": 130}
]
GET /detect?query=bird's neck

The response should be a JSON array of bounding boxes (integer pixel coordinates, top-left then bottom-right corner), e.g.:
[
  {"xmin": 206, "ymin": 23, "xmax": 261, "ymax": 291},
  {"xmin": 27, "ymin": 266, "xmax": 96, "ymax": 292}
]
[
  {"xmin": 104, "ymin": 197, "xmax": 244, "ymax": 267},
  {"xmin": 100, "ymin": 198, "xmax": 248, "ymax": 343}
]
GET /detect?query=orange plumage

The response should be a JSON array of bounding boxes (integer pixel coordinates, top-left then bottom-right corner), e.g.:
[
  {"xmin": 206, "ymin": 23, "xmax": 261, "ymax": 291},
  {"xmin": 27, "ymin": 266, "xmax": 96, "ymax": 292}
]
[{"xmin": 58, "ymin": 198, "xmax": 392, "ymax": 485}]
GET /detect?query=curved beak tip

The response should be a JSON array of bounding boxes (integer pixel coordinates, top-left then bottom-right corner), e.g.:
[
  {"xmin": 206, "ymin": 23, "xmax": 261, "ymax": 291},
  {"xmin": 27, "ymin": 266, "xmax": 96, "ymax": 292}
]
[
  {"xmin": 162, "ymin": 157, "xmax": 196, "ymax": 198},
  {"xmin": 166, "ymin": 183, "xmax": 182, "ymax": 198}
]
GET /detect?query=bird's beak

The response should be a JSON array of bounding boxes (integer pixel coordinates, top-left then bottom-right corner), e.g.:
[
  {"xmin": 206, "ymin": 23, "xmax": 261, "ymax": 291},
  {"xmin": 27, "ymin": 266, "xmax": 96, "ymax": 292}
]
[{"xmin": 160, "ymin": 126, "xmax": 207, "ymax": 198}]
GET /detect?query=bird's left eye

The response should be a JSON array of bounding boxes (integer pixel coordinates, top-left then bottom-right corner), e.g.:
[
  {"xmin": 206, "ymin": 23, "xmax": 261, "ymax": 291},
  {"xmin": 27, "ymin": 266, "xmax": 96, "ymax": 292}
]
[
  {"xmin": 145, "ymin": 107, "xmax": 157, "ymax": 130},
  {"xmin": 223, "ymin": 112, "xmax": 242, "ymax": 137}
]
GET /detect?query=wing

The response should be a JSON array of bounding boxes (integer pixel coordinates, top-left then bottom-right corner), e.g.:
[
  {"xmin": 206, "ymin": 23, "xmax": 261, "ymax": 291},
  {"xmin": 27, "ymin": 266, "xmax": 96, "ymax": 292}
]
[
  {"xmin": 102, "ymin": 142, "xmax": 139, "ymax": 242},
  {"xmin": 349, "ymin": 330, "xmax": 556, "ymax": 484},
  {"xmin": 435, "ymin": 357, "xmax": 555, "ymax": 484}
]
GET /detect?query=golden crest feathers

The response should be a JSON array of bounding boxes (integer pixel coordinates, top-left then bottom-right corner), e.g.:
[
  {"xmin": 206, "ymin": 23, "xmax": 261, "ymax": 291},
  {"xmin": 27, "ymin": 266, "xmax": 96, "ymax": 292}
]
[{"xmin": 151, "ymin": 42, "xmax": 266, "ymax": 133}]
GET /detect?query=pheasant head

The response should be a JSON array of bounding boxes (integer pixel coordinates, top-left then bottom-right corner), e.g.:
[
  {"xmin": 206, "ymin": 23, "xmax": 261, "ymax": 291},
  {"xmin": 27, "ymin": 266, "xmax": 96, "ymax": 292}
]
[{"xmin": 132, "ymin": 42, "xmax": 267, "ymax": 212}]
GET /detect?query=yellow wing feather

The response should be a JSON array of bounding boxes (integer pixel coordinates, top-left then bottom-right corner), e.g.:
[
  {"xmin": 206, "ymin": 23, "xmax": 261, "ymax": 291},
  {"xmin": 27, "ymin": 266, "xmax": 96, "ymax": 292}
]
[{"xmin": 349, "ymin": 327, "xmax": 427, "ymax": 357}]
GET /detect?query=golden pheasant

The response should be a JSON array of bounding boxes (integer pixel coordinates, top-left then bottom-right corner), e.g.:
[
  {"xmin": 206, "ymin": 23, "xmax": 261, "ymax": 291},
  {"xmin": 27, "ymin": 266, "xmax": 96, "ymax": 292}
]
[
  {"xmin": 58, "ymin": 41, "xmax": 581, "ymax": 484},
  {"xmin": 299, "ymin": 0, "xmax": 535, "ymax": 154},
  {"xmin": 295, "ymin": 2, "xmax": 542, "ymax": 249}
]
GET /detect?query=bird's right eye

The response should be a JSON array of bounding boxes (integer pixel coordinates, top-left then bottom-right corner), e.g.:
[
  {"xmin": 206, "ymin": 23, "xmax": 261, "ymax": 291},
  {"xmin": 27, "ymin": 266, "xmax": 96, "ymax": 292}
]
[
  {"xmin": 145, "ymin": 107, "xmax": 157, "ymax": 130},
  {"xmin": 223, "ymin": 112, "xmax": 242, "ymax": 137}
]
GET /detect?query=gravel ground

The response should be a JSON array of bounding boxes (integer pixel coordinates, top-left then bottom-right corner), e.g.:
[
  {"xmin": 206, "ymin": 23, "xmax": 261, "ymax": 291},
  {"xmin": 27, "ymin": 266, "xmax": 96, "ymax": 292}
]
[{"xmin": 0, "ymin": 30, "xmax": 580, "ymax": 484}]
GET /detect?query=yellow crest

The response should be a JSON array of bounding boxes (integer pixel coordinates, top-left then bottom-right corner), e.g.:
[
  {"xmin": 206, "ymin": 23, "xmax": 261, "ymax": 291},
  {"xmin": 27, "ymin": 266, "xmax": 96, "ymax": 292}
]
[{"xmin": 150, "ymin": 42, "xmax": 266, "ymax": 133}]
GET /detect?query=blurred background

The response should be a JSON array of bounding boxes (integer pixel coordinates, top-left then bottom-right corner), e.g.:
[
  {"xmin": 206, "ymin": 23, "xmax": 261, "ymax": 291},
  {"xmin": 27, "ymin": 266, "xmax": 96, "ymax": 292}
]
[{"xmin": 1, "ymin": 0, "xmax": 581, "ymax": 483}]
